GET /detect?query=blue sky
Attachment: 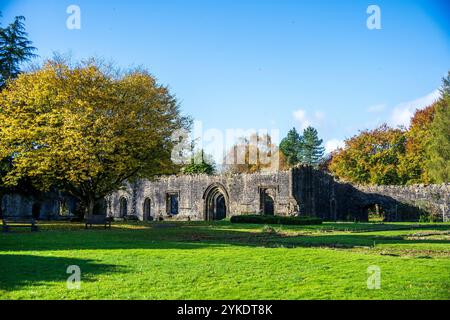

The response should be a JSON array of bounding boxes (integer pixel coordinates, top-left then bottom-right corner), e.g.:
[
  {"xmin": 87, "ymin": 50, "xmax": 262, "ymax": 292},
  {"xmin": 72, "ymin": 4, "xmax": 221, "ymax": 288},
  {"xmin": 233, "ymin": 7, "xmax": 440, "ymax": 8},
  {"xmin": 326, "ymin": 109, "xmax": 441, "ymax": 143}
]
[{"xmin": 1, "ymin": 0, "xmax": 449, "ymax": 154}]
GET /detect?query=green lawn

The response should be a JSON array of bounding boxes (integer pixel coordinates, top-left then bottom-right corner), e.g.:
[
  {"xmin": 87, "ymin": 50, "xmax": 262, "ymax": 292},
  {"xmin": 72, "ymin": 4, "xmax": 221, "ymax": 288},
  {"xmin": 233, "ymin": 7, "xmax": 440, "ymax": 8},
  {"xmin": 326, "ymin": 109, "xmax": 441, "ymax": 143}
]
[{"xmin": 0, "ymin": 220, "xmax": 449, "ymax": 300}]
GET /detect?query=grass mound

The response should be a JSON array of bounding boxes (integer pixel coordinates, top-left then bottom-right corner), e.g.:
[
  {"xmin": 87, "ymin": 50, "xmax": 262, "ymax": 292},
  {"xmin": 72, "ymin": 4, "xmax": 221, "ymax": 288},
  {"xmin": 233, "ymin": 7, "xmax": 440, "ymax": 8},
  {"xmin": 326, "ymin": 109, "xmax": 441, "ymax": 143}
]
[{"xmin": 230, "ymin": 214, "xmax": 323, "ymax": 225}]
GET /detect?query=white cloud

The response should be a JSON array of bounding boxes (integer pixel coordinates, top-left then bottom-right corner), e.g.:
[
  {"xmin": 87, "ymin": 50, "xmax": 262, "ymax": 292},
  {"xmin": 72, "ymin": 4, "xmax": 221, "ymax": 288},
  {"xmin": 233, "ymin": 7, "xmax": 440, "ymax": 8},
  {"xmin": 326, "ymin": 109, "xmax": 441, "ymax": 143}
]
[
  {"xmin": 314, "ymin": 111, "xmax": 325, "ymax": 120},
  {"xmin": 293, "ymin": 109, "xmax": 311, "ymax": 130},
  {"xmin": 293, "ymin": 109, "xmax": 324, "ymax": 130},
  {"xmin": 325, "ymin": 139, "xmax": 345, "ymax": 154},
  {"xmin": 367, "ymin": 104, "xmax": 386, "ymax": 113},
  {"xmin": 390, "ymin": 90, "xmax": 441, "ymax": 128}
]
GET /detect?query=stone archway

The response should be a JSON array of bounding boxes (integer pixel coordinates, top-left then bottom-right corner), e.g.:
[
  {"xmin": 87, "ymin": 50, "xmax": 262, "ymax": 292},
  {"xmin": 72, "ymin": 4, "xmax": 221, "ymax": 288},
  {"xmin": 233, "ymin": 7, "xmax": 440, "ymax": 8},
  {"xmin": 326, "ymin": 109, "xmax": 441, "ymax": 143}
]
[
  {"xmin": 119, "ymin": 197, "xmax": 128, "ymax": 217},
  {"xmin": 143, "ymin": 198, "xmax": 152, "ymax": 221},
  {"xmin": 203, "ymin": 183, "xmax": 229, "ymax": 221}
]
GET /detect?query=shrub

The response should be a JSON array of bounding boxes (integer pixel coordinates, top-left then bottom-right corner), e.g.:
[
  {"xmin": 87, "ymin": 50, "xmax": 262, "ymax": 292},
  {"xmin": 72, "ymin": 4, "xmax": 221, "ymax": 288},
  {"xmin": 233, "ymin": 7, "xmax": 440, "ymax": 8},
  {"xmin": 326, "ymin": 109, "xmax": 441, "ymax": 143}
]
[
  {"xmin": 230, "ymin": 215, "xmax": 322, "ymax": 225},
  {"xmin": 124, "ymin": 215, "xmax": 139, "ymax": 221}
]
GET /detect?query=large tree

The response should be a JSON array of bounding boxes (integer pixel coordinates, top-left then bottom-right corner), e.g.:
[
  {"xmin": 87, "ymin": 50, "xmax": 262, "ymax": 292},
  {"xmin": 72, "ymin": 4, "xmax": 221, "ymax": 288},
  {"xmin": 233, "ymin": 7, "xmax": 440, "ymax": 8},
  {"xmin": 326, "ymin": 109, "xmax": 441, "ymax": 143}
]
[
  {"xmin": 426, "ymin": 72, "xmax": 450, "ymax": 183},
  {"xmin": 0, "ymin": 15, "xmax": 37, "ymax": 88},
  {"xmin": 398, "ymin": 103, "xmax": 437, "ymax": 184},
  {"xmin": 0, "ymin": 13, "xmax": 37, "ymax": 212},
  {"xmin": 279, "ymin": 127, "xmax": 303, "ymax": 166},
  {"xmin": 329, "ymin": 124, "xmax": 407, "ymax": 185},
  {"xmin": 299, "ymin": 126, "xmax": 325, "ymax": 167},
  {"xmin": 0, "ymin": 59, "xmax": 189, "ymax": 217}
]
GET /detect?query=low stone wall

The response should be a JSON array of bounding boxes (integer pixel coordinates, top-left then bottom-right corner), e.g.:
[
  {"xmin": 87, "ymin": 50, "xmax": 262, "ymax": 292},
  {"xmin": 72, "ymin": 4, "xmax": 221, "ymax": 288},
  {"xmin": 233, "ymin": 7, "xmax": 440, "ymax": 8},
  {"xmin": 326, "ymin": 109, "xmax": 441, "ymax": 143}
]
[
  {"xmin": 1, "ymin": 193, "xmax": 62, "ymax": 219},
  {"xmin": 354, "ymin": 184, "xmax": 450, "ymax": 222}
]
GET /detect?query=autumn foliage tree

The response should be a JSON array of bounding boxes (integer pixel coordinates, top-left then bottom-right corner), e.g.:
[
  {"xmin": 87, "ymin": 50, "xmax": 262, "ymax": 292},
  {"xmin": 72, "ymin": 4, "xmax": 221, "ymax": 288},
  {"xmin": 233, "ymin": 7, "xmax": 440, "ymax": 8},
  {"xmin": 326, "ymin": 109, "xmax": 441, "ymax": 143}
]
[
  {"xmin": 0, "ymin": 59, "xmax": 189, "ymax": 217},
  {"xmin": 224, "ymin": 133, "xmax": 288, "ymax": 174},
  {"xmin": 399, "ymin": 103, "xmax": 437, "ymax": 184},
  {"xmin": 329, "ymin": 124, "xmax": 407, "ymax": 185},
  {"xmin": 329, "ymin": 72, "xmax": 450, "ymax": 186}
]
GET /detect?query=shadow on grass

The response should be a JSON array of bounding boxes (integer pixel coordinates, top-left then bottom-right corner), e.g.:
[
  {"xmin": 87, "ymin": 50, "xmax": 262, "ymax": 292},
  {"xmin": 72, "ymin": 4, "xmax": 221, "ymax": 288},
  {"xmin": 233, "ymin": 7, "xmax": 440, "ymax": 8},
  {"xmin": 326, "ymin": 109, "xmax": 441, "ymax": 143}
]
[
  {"xmin": 1, "ymin": 221, "xmax": 449, "ymax": 253},
  {"xmin": 0, "ymin": 254, "xmax": 124, "ymax": 291}
]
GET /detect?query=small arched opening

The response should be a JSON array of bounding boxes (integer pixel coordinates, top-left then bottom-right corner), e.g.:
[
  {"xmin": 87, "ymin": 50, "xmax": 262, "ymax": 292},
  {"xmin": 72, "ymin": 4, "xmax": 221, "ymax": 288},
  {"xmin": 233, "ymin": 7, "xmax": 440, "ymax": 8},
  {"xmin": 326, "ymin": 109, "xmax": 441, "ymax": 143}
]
[
  {"xmin": 143, "ymin": 198, "xmax": 152, "ymax": 221},
  {"xmin": 119, "ymin": 197, "xmax": 128, "ymax": 218},
  {"xmin": 365, "ymin": 203, "xmax": 385, "ymax": 223}
]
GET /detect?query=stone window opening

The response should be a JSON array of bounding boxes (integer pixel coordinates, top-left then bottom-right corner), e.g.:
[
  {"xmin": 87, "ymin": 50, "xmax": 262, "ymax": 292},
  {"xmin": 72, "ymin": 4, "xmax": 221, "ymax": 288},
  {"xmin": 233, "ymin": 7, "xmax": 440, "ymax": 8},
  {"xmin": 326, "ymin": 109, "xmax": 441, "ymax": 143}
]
[
  {"xmin": 260, "ymin": 188, "xmax": 275, "ymax": 216},
  {"xmin": 166, "ymin": 193, "xmax": 179, "ymax": 216}
]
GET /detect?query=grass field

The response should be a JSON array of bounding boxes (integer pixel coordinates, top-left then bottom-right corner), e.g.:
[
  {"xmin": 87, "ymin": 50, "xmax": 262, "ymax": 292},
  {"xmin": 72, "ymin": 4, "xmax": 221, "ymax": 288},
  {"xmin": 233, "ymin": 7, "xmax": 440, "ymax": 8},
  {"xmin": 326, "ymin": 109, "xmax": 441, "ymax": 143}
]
[{"xmin": 0, "ymin": 220, "xmax": 449, "ymax": 300}]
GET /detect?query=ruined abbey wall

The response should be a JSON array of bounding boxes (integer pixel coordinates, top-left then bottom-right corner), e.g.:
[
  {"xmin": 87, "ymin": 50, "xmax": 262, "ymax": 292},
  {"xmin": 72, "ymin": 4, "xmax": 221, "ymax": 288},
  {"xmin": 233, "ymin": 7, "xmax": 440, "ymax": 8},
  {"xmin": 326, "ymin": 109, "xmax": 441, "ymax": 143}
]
[
  {"xmin": 108, "ymin": 171, "xmax": 299, "ymax": 221},
  {"xmin": 107, "ymin": 167, "xmax": 367, "ymax": 222},
  {"xmin": 2, "ymin": 167, "xmax": 449, "ymax": 222},
  {"xmin": 354, "ymin": 184, "xmax": 450, "ymax": 222}
]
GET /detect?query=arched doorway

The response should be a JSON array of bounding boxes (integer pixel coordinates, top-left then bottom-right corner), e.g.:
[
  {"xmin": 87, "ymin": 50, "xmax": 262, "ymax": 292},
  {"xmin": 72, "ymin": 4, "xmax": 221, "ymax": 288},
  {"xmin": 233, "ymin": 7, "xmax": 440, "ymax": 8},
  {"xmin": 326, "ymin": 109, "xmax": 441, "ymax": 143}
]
[
  {"xmin": 119, "ymin": 197, "xmax": 128, "ymax": 217},
  {"xmin": 143, "ymin": 198, "xmax": 152, "ymax": 221},
  {"xmin": 365, "ymin": 203, "xmax": 385, "ymax": 223},
  {"xmin": 203, "ymin": 184, "xmax": 229, "ymax": 221},
  {"xmin": 32, "ymin": 203, "xmax": 41, "ymax": 220},
  {"xmin": 260, "ymin": 189, "xmax": 275, "ymax": 215}
]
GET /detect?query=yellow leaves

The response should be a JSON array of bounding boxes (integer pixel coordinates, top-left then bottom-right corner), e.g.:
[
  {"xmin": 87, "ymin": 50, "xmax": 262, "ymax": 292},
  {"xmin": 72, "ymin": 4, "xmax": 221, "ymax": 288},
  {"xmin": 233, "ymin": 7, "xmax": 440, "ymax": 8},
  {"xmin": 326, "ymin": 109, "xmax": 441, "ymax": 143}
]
[{"xmin": 0, "ymin": 59, "xmax": 187, "ymax": 197}]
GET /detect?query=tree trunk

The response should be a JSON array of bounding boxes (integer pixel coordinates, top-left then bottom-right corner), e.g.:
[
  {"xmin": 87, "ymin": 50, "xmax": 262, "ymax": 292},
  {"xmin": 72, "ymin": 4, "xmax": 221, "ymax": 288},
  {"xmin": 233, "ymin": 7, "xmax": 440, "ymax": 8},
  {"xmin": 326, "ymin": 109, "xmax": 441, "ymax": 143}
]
[{"xmin": 85, "ymin": 194, "xmax": 95, "ymax": 218}]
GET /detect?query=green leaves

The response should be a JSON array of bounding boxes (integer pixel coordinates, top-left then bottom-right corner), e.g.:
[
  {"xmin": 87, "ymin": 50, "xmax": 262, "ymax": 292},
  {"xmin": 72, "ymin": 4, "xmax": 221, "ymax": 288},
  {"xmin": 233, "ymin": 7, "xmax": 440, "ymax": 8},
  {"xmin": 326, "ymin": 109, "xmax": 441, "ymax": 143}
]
[
  {"xmin": 279, "ymin": 127, "xmax": 302, "ymax": 166},
  {"xmin": 182, "ymin": 150, "xmax": 216, "ymax": 175},
  {"xmin": 279, "ymin": 126, "xmax": 325, "ymax": 168},
  {"xmin": 426, "ymin": 94, "xmax": 450, "ymax": 183},
  {"xmin": 300, "ymin": 126, "xmax": 325, "ymax": 167},
  {"xmin": 0, "ymin": 15, "xmax": 37, "ymax": 88}
]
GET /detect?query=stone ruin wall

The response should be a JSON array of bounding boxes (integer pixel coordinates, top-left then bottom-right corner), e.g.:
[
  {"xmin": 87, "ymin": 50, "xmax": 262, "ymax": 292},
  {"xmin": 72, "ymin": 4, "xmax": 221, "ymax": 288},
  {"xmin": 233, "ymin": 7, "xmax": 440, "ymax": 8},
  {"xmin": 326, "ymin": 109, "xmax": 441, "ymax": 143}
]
[
  {"xmin": 354, "ymin": 184, "xmax": 450, "ymax": 222},
  {"xmin": 108, "ymin": 171, "xmax": 299, "ymax": 221},
  {"xmin": 1, "ymin": 167, "xmax": 449, "ymax": 222}
]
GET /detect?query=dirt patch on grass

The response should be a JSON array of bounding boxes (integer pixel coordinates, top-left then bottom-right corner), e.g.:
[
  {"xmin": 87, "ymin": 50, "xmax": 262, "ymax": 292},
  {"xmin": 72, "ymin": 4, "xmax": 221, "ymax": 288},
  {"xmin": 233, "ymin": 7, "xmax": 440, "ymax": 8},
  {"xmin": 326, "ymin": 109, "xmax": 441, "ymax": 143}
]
[{"xmin": 405, "ymin": 231, "xmax": 450, "ymax": 241}]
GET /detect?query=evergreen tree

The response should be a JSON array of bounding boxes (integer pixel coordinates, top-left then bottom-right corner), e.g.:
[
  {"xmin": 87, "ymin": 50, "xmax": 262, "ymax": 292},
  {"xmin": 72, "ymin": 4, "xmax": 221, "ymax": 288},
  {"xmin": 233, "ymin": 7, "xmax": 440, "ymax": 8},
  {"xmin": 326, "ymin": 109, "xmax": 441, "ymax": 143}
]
[
  {"xmin": 300, "ymin": 126, "xmax": 325, "ymax": 167},
  {"xmin": 0, "ymin": 13, "xmax": 37, "ymax": 215},
  {"xmin": 441, "ymin": 71, "xmax": 450, "ymax": 95},
  {"xmin": 426, "ymin": 73, "xmax": 450, "ymax": 183},
  {"xmin": 279, "ymin": 127, "xmax": 303, "ymax": 166},
  {"xmin": 0, "ymin": 15, "xmax": 37, "ymax": 88}
]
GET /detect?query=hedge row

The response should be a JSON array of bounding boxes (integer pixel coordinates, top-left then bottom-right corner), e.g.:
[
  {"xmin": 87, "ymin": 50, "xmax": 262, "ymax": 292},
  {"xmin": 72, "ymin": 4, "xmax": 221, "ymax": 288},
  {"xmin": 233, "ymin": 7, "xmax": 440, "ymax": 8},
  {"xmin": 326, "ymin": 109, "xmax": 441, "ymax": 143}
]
[{"xmin": 230, "ymin": 215, "xmax": 322, "ymax": 225}]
